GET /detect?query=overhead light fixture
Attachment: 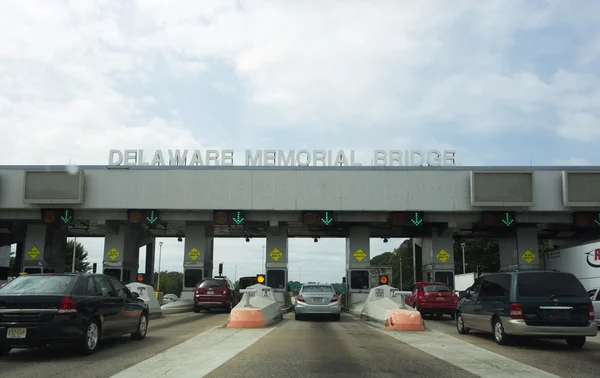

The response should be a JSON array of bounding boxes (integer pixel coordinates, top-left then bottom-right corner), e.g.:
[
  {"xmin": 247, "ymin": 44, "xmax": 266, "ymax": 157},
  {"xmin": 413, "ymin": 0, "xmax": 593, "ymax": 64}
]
[
  {"xmin": 246, "ymin": 237, "xmax": 250, "ymax": 242},
  {"xmin": 383, "ymin": 237, "xmax": 388, "ymax": 243},
  {"xmin": 314, "ymin": 237, "xmax": 319, "ymax": 243}
]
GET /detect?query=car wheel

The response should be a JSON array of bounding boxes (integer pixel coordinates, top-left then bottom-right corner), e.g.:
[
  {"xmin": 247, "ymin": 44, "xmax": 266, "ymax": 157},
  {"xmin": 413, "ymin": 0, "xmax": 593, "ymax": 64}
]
[
  {"xmin": 226, "ymin": 301, "xmax": 233, "ymax": 313},
  {"xmin": 566, "ymin": 336, "xmax": 586, "ymax": 348},
  {"xmin": 333, "ymin": 314, "xmax": 341, "ymax": 321},
  {"xmin": 295, "ymin": 313, "xmax": 301, "ymax": 321},
  {"xmin": 0, "ymin": 346, "xmax": 11, "ymax": 356},
  {"xmin": 456, "ymin": 312, "xmax": 470, "ymax": 334},
  {"xmin": 193, "ymin": 306, "xmax": 200, "ymax": 313},
  {"xmin": 493, "ymin": 317, "xmax": 509, "ymax": 345},
  {"xmin": 80, "ymin": 318, "xmax": 100, "ymax": 356},
  {"xmin": 131, "ymin": 312, "xmax": 148, "ymax": 341}
]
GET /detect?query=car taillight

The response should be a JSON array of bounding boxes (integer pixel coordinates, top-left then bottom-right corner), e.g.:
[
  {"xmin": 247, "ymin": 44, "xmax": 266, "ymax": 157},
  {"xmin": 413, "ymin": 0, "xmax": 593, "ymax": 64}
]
[
  {"xmin": 58, "ymin": 295, "xmax": 77, "ymax": 314},
  {"xmin": 589, "ymin": 305, "xmax": 595, "ymax": 321},
  {"xmin": 510, "ymin": 303, "xmax": 523, "ymax": 319},
  {"xmin": 223, "ymin": 289, "xmax": 229, "ymax": 296},
  {"xmin": 330, "ymin": 295, "xmax": 339, "ymax": 303},
  {"xmin": 297, "ymin": 295, "xmax": 305, "ymax": 302}
]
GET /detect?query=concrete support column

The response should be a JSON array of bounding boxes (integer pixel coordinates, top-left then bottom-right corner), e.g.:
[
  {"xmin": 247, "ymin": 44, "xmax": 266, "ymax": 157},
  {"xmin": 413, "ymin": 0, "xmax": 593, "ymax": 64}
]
[
  {"xmin": 23, "ymin": 223, "xmax": 67, "ymax": 273},
  {"xmin": 421, "ymin": 228, "xmax": 455, "ymax": 286},
  {"xmin": 265, "ymin": 224, "xmax": 288, "ymax": 289},
  {"xmin": 181, "ymin": 223, "xmax": 213, "ymax": 300},
  {"xmin": 346, "ymin": 225, "xmax": 370, "ymax": 270},
  {"xmin": 15, "ymin": 243, "xmax": 24, "ymax": 273},
  {"xmin": 0, "ymin": 245, "xmax": 10, "ymax": 280},
  {"xmin": 498, "ymin": 227, "xmax": 540, "ymax": 270},
  {"xmin": 145, "ymin": 242, "xmax": 155, "ymax": 285},
  {"xmin": 102, "ymin": 222, "xmax": 141, "ymax": 283}
]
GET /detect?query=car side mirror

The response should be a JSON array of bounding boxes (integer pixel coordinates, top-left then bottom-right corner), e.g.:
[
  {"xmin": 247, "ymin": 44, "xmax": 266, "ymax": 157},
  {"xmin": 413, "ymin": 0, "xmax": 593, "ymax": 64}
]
[
  {"xmin": 131, "ymin": 292, "xmax": 140, "ymax": 299},
  {"xmin": 458, "ymin": 290, "xmax": 468, "ymax": 298}
]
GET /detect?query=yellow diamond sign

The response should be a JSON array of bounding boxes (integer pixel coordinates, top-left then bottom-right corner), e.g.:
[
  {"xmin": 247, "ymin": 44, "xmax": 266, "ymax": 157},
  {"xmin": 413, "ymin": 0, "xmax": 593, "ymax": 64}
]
[
  {"xmin": 188, "ymin": 248, "xmax": 201, "ymax": 260},
  {"xmin": 353, "ymin": 248, "xmax": 367, "ymax": 262},
  {"xmin": 270, "ymin": 248, "xmax": 282, "ymax": 261},
  {"xmin": 28, "ymin": 246, "xmax": 40, "ymax": 260},
  {"xmin": 437, "ymin": 249, "xmax": 450, "ymax": 263},
  {"xmin": 107, "ymin": 248, "xmax": 120, "ymax": 261},
  {"xmin": 522, "ymin": 250, "xmax": 536, "ymax": 264}
]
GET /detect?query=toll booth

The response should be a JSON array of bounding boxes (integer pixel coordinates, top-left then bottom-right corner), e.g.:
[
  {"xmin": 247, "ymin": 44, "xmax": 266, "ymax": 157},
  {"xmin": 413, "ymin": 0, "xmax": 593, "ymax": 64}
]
[{"xmin": 344, "ymin": 266, "xmax": 392, "ymax": 309}]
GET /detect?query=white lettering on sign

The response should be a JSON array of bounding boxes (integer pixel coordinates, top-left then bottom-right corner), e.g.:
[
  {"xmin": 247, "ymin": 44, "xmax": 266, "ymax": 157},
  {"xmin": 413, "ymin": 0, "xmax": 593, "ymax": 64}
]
[{"xmin": 108, "ymin": 149, "xmax": 457, "ymax": 167}]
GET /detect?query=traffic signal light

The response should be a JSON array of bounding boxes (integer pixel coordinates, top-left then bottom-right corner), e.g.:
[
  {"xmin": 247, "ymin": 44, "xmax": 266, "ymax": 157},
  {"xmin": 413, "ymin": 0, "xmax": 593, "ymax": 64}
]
[
  {"xmin": 92, "ymin": 263, "xmax": 97, "ymax": 273},
  {"xmin": 136, "ymin": 274, "xmax": 144, "ymax": 282},
  {"xmin": 481, "ymin": 211, "xmax": 516, "ymax": 228},
  {"xmin": 127, "ymin": 209, "xmax": 159, "ymax": 225},
  {"xmin": 256, "ymin": 274, "xmax": 266, "ymax": 284},
  {"xmin": 218, "ymin": 263, "xmax": 224, "ymax": 276},
  {"xmin": 378, "ymin": 275, "xmax": 389, "ymax": 285},
  {"xmin": 41, "ymin": 209, "xmax": 75, "ymax": 224},
  {"xmin": 573, "ymin": 212, "xmax": 600, "ymax": 228},
  {"xmin": 389, "ymin": 212, "xmax": 424, "ymax": 227},
  {"xmin": 302, "ymin": 211, "xmax": 335, "ymax": 226},
  {"xmin": 214, "ymin": 211, "xmax": 246, "ymax": 226}
]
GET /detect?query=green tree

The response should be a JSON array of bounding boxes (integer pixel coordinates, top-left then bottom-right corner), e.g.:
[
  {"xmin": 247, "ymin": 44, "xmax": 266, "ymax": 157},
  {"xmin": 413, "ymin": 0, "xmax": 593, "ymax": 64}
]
[
  {"xmin": 64, "ymin": 240, "xmax": 91, "ymax": 273},
  {"xmin": 153, "ymin": 271, "xmax": 183, "ymax": 296},
  {"xmin": 371, "ymin": 239, "xmax": 414, "ymax": 290}
]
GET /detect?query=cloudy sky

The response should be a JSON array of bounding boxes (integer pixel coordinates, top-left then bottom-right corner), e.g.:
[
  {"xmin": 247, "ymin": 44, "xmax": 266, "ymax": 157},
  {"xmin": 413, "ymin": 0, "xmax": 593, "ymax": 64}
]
[{"xmin": 2, "ymin": 0, "xmax": 599, "ymax": 283}]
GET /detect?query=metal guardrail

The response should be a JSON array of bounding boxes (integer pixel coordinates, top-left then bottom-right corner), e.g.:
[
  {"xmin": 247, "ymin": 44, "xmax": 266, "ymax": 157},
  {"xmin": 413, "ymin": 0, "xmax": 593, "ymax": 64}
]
[{"xmin": 390, "ymin": 289, "xmax": 412, "ymax": 309}]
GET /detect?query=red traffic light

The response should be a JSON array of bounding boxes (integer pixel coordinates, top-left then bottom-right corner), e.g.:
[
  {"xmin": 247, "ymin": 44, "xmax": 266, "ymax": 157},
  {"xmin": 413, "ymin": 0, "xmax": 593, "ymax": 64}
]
[{"xmin": 379, "ymin": 275, "xmax": 389, "ymax": 285}]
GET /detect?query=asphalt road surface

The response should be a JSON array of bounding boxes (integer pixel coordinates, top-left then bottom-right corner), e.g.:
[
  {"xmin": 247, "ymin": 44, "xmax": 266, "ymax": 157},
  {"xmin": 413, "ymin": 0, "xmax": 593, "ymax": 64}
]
[
  {"xmin": 0, "ymin": 311, "xmax": 230, "ymax": 378},
  {"xmin": 423, "ymin": 315, "xmax": 600, "ymax": 378},
  {"xmin": 205, "ymin": 312, "xmax": 478, "ymax": 378}
]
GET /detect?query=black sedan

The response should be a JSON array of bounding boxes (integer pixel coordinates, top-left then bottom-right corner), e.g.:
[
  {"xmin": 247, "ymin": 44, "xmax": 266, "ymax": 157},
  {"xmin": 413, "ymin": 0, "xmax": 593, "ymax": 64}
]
[{"xmin": 0, "ymin": 273, "xmax": 149, "ymax": 356}]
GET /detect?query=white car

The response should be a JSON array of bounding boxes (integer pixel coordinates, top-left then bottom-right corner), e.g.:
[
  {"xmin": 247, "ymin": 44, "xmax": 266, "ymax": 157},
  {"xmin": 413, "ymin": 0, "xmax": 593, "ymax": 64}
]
[{"xmin": 163, "ymin": 294, "xmax": 179, "ymax": 303}]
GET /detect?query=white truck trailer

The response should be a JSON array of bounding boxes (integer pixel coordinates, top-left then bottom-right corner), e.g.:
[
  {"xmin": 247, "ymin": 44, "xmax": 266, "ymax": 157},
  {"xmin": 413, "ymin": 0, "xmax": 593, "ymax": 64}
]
[
  {"xmin": 544, "ymin": 242, "xmax": 600, "ymax": 291},
  {"xmin": 454, "ymin": 272, "xmax": 477, "ymax": 292}
]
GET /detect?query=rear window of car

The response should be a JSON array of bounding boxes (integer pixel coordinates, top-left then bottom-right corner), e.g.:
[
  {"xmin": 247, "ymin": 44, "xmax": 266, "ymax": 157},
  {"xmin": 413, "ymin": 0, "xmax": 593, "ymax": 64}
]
[
  {"xmin": 423, "ymin": 285, "xmax": 451, "ymax": 293},
  {"xmin": 302, "ymin": 285, "xmax": 334, "ymax": 293},
  {"xmin": 198, "ymin": 279, "xmax": 226, "ymax": 288},
  {"xmin": 0, "ymin": 275, "xmax": 76, "ymax": 295},
  {"xmin": 517, "ymin": 272, "xmax": 588, "ymax": 298}
]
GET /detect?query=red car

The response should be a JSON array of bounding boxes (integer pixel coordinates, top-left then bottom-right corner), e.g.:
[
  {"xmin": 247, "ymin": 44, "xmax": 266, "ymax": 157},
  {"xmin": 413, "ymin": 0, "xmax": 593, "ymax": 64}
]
[
  {"xmin": 406, "ymin": 281, "xmax": 458, "ymax": 319},
  {"xmin": 193, "ymin": 276, "xmax": 240, "ymax": 313}
]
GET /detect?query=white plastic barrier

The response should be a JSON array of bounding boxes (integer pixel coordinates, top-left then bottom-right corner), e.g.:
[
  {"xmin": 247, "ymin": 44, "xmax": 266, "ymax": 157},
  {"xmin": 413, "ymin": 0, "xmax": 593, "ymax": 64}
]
[
  {"xmin": 361, "ymin": 285, "xmax": 424, "ymax": 331},
  {"xmin": 126, "ymin": 282, "xmax": 163, "ymax": 318},
  {"xmin": 161, "ymin": 299, "xmax": 194, "ymax": 314},
  {"xmin": 227, "ymin": 284, "xmax": 283, "ymax": 328}
]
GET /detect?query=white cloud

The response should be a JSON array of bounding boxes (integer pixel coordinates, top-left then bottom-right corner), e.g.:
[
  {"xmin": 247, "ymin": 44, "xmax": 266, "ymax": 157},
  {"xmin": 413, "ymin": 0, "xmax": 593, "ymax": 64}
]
[
  {"xmin": 2, "ymin": 1, "xmax": 600, "ymax": 281},
  {"xmin": 552, "ymin": 157, "xmax": 591, "ymax": 166}
]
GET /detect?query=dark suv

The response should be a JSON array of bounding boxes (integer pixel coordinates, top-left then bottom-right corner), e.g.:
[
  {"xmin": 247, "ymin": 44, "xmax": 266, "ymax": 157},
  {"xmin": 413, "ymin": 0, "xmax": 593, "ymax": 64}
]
[
  {"xmin": 193, "ymin": 276, "xmax": 239, "ymax": 313},
  {"xmin": 456, "ymin": 270, "xmax": 597, "ymax": 347}
]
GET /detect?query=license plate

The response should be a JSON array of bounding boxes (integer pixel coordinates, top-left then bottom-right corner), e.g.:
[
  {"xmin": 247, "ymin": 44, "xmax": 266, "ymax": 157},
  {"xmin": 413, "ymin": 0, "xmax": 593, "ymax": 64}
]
[
  {"xmin": 551, "ymin": 310, "xmax": 564, "ymax": 317},
  {"xmin": 436, "ymin": 297, "xmax": 444, "ymax": 300},
  {"xmin": 207, "ymin": 291, "xmax": 214, "ymax": 295},
  {"xmin": 7, "ymin": 328, "xmax": 26, "ymax": 339},
  {"xmin": 313, "ymin": 298, "xmax": 323, "ymax": 303}
]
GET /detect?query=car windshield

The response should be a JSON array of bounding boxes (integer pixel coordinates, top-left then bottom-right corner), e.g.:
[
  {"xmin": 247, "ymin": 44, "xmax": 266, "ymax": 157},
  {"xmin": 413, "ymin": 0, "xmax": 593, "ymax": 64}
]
[
  {"xmin": 199, "ymin": 279, "xmax": 227, "ymax": 288},
  {"xmin": 302, "ymin": 285, "xmax": 333, "ymax": 293},
  {"xmin": 423, "ymin": 285, "xmax": 451, "ymax": 293},
  {"xmin": 0, "ymin": 275, "xmax": 76, "ymax": 295},
  {"xmin": 517, "ymin": 272, "xmax": 589, "ymax": 298}
]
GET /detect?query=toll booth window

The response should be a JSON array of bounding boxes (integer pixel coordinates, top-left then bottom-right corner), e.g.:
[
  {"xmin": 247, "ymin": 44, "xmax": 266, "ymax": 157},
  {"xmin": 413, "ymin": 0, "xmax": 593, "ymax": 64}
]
[
  {"xmin": 239, "ymin": 277, "xmax": 257, "ymax": 290},
  {"xmin": 184, "ymin": 269, "xmax": 203, "ymax": 287},
  {"xmin": 350, "ymin": 270, "xmax": 369, "ymax": 289},
  {"xmin": 104, "ymin": 269, "xmax": 121, "ymax": 280},
  {"xmin": 434, "ymin": 271, "xmax": 454, "ymax": 288},
  {"xmin": 267, "ymin": 270, "xmax": 286, "ymax": 289}
]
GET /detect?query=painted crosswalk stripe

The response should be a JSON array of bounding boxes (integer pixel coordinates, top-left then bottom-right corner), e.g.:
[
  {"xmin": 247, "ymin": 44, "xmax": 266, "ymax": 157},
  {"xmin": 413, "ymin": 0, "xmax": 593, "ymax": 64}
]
[{"xmin": 111, "ymin": 325, "xmax": 275, "ymax": 378}]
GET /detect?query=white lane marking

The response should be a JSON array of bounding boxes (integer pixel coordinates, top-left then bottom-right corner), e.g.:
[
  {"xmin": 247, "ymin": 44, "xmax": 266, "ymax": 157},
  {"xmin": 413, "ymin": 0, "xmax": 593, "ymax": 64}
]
[
  {"xmin": 359, "ymin": 320, "xmax": 559, "ymax": 378},
  {"xmin": 110, "ymin": 325, "xmax": 275, "ymax": 378}
]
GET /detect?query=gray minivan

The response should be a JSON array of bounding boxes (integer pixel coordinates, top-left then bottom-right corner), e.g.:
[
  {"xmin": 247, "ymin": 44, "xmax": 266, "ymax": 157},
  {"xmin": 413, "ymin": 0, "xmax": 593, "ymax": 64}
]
[{"xmin": 455, "ymin": 270, "xmax": 597, "ymax": 347}]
